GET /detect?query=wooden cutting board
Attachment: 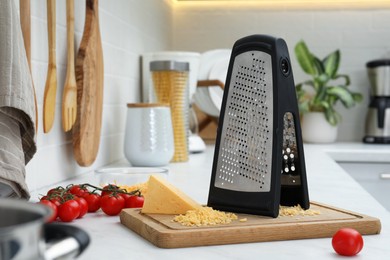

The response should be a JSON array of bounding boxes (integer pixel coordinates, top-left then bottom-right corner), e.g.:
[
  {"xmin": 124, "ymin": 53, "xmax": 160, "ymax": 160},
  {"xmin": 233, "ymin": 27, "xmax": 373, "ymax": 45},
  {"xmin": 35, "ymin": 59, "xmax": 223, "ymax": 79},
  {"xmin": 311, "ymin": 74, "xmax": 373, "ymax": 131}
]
[
  {"xmin": 120, "ymin": 202, "xmax": 381, "ymax": 248},
  {"xmin": 73, "ymin": 0, "xmax": 104, "ymax": 166}
]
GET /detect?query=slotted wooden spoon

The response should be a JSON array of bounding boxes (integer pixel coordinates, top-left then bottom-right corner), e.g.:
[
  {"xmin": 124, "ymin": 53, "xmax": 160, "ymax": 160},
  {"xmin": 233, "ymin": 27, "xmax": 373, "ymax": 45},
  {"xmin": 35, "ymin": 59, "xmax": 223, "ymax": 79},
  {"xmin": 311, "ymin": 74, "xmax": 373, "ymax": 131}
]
[
  {"xmin": 43, "ymin": 0, "xmax": 57, "ymax": 133},
  {"xmin": 62, "ymin": 0, "xmax": 77, "ymax": 132}
]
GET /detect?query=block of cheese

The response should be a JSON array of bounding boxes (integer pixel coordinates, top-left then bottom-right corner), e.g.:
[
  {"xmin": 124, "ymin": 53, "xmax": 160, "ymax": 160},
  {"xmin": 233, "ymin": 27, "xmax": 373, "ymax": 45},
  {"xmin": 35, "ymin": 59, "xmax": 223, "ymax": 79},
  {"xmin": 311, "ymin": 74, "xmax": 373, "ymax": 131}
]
[{"xmin": 141, "ymin": 175, "xmax": 202, "ymax": 214}]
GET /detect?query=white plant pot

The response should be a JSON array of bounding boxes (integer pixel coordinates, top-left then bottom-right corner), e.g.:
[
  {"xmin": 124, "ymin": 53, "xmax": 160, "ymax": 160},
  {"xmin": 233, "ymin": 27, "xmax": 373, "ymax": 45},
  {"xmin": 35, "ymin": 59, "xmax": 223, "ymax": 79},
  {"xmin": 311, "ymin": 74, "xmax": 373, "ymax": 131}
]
[{"xmin": 301, "ymin": 112, "xmax": 338, "ymax": 143}]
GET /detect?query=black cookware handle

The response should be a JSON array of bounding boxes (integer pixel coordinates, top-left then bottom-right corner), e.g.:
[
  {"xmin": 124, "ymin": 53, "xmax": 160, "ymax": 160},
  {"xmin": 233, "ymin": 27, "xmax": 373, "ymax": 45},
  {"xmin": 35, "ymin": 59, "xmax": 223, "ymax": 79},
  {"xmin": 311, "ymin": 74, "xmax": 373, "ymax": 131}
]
[{"xmin": 44, "ymin": 223, "xmax": 90, "ymax": 257}]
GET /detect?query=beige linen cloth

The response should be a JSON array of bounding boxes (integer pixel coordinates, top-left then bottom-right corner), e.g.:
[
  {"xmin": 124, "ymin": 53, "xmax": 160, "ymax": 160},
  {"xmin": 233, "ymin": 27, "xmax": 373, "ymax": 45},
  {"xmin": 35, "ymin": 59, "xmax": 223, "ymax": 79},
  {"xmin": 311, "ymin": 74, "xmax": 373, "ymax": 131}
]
[{"xmin": 0, "ymin": 0, "xmax": 37, "ymax": 199}]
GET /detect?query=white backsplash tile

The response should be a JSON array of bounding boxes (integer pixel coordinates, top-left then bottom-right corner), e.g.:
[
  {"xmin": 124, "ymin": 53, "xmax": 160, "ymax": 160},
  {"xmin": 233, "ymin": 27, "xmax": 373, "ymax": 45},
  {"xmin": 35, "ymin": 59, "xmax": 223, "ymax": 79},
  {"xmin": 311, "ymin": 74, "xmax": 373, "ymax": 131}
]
[
  {"xmin": 24, "ymin": 0, "xmax": 172, "ymax": 193},
  {"xmin": 31, "ymin": 17, "xmax": 48, "ymax": 62}
]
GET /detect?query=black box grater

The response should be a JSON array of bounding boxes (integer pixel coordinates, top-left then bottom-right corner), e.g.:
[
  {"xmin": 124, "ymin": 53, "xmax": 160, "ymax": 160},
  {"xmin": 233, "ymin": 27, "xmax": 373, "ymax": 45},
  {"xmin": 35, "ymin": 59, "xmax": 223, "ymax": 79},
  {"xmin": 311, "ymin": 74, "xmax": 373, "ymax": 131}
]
[{"xmin": 207, "ymin": 35, "xmax": 310, "ymax": 218}]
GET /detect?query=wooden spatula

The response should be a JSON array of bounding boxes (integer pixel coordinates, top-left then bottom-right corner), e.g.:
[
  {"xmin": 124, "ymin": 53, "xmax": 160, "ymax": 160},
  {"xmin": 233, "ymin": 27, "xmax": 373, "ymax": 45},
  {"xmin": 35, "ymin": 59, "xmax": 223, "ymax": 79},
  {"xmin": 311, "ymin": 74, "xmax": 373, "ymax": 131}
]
[
  {"xmin": 62, "ymin": 0, "xmax": 77, "ymax": 132},
  {"xmin": 20, "ymin": 0, "xmax": 38, "ymax": 133},
  {"xmin": 43, "ymin": 0, "xmax": 57, "ymax": 133},
  {"xmin": 73, "ymin": 0, "xmax": 104, "ymax": 166}
]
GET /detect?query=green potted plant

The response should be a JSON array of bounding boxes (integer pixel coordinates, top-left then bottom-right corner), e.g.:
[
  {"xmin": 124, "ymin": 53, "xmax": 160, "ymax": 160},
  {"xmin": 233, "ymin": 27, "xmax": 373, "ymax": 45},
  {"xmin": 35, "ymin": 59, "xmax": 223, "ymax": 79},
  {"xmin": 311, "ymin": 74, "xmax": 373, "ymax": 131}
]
[{"xmin": 294, "ymin": 40, "xmax": 363, "ymax": 143}]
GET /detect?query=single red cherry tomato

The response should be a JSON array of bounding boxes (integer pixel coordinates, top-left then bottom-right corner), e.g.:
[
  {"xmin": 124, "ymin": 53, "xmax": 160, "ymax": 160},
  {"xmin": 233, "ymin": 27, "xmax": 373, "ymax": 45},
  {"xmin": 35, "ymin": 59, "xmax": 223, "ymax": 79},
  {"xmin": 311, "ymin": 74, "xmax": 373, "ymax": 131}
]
[
  {"xmin": 84, "ymin": 193, "xmax": 101, "ymax": 212},
  {"xmin": 58, "ymin": 200, "xmax": 81, "ymax": 222},
  {"xmin": 100, "ymin": 194, "xmax": 125, "ymax": 216},
  {"xmin": 69, "ymin": 185, "xmax": 88, "ymax": 198},
  {"xmin": 101, "ymin": 184, "xmax": 119, "ymax": 197},
  {"xmin": 125, "ymin": 195, "xmax": 144, "ymax": 208},
  {"xmin": 332, "ymin": 228, "xmax": 364, "ymax": 256},
  {"xmin": 49, "ymin": 197, "xmax": 62, "ymax": 207},
  {"xmin": 74, "ymin": 197, "xmax": 88, "ymax": 218},
  {"xmin": 119, "ymin": 193, "xmax": 132, "ymax": 201},
  {"xmin": 39, "ymin": 200, "xmax": 58, "ymax": 222}
]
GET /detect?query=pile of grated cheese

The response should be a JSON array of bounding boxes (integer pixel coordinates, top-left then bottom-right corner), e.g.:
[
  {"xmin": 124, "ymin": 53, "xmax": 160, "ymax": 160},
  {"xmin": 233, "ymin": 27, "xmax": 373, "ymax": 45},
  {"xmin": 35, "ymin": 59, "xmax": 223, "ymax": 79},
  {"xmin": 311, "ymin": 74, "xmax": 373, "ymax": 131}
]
[
  {"xmin": 119, "ymin": 182, "xmax": 148, "ymax": 195},
  {"xmin": 173, "ymin": 207, "xmax": 238, "ymax": 227},
  {"xmin": 279, "ymin": 205, "xmax": 321, "ymax": 217}
]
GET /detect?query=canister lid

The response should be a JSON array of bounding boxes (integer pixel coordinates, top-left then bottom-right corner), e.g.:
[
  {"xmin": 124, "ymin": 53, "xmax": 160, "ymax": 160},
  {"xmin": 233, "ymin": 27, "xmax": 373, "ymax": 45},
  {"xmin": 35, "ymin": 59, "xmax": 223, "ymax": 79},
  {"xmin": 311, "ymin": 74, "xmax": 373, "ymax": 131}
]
[
  {"xmin": 150, "ymin": 60, "xmax": 190, "ymax": 72},
  {"xmin": 127, "ymin": 103, "xmax": 170, "ymax": 108},
  {"xmin": 366, "ymin": 59, "xmax": 390, "ymax": 68}
]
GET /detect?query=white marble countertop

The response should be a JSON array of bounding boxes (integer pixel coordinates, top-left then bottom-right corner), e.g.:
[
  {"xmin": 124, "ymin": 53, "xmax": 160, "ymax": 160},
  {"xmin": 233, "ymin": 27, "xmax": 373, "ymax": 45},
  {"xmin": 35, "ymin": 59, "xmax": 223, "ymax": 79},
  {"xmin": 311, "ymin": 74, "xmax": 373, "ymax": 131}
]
[
  {"xmin": 31, "ymin": 143, "xmax": 390, "ymax": 259},
  {"xmin": 308, "ymin": 142, "xmax": 390, "ymax": 163}
]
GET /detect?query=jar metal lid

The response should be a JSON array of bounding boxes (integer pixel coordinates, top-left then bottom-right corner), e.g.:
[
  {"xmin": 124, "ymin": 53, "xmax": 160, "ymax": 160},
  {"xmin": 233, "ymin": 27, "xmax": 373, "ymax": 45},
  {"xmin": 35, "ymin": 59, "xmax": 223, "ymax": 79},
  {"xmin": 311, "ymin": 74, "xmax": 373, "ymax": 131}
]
[
  {"xmin": 150, "ymin": 60, "xmax": 190, "ymax": 72},
  {"xmin": 366, "ymin": 59, "xmax": 390, "ymax": 68},
  {"xmin": 127, "ymin": 103, "xmax": 170, "ymax": 108}
]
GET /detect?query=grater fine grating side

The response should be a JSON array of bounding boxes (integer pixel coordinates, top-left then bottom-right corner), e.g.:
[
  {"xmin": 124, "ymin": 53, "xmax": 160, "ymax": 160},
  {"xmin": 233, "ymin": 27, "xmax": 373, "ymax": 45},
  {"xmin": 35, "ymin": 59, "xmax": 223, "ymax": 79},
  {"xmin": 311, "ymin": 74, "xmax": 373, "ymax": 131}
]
[{"xmin": 207, "ymin": 35, "xmax": 310, "ymax": 218}]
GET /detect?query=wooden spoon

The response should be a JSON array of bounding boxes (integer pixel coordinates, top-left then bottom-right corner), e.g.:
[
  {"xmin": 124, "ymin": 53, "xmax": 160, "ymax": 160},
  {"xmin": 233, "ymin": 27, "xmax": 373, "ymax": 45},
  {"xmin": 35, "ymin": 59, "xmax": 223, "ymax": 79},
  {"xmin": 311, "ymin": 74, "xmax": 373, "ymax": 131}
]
[
  {"xmin": 62, "ymin": 0, "xmax": 77, "ymax": 132},
  {"xmin": 19, "ymin": 0, "xmax": 31, "ymax": 63},
  {"xmin": 43, "ymin": 0, "xmax": 57, "ymax": 133},
  {"xmin": 19, "ymin": 0, "xmax": 38, "ymax": 133},
  {"xmin": 73, "ymin": 0, "xmax": 104, "ymax": 166}
]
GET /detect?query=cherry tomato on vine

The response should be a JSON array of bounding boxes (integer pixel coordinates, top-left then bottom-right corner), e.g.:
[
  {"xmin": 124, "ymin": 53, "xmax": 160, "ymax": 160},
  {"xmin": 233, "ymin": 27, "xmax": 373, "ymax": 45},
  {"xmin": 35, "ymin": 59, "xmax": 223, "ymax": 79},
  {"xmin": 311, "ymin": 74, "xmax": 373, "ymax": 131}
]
[
  {"xmin": 100, "ymin": 194, "xmax": 125, "ymax": 216},
  {"xmin": 74, "ymin": 197, "xmax": 88, "ymax": 218},
  {"xmin": 58, "ymin": 200, "xmax": 81, "ymax": 222},
  {"xmin": 40, "ymin": 195, "xmax": 48, "ymax": 201},
  {"xmin": 39, "ymin": 200, "xmax": 58, "ymax": 222},
  {"xmin": 41, "ymin": 192, "xmax": 63, "ymax": 206},
  {"xmin": 125, "ymin": 196, "xmax": 144, "ymax": 208},
  {"xmin": 332, "ymin": 228, "xmax": 364, "ymax": 256},
  {"xmin": 101, "ymin": 184, "xmax": 120, "ymax": 196},
  {"xmin": 69, "ymin": 185, "xmax": 88, "ymax": 198},
  {"xmin": 119, "ymin": 193, "xmax": 132, "ymax": 201},
  {"xmin": 49, "ymin": 197, "xmax": 62, "ymax": 207},
  {"xmin": 84, "ymin": 193, "xmax": 101, "ymax": 212},
  {"xmin": 47, "ymin": 187, "xmax": 64, "ymax": 197}
]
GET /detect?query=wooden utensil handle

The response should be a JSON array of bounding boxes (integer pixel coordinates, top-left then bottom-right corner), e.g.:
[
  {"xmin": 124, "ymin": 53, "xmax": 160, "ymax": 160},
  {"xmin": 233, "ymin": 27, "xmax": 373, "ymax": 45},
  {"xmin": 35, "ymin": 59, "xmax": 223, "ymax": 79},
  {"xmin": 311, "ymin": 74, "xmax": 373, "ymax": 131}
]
[
  {"xmin": 20, "ymin": 0, "xmax": 38, "ymax": 133},
  {"xmin": 87, "ymin": 0, "xmax": 99, "ymax": 16},
  {"xmin": 47, "ymin": 0, "xmax": 56, "ymax": 66},
  {"xmin": 197, "ymin": 80, "xmax": 225, "ymax": 90},
  {"xmin": 20, "ymin": 0, "xmax": 31, "ymax": 65},
  {"xmin": 66, "ymin": 0, "xmax": 75, "ymax": 80}
]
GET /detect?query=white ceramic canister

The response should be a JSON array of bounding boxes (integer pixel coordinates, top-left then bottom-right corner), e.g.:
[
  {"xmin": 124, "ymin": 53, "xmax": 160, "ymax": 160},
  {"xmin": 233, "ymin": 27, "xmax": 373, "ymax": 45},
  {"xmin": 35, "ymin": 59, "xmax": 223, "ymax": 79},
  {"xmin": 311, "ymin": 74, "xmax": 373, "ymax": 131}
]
[{"xmin": 124, "ymin": 103, "xmax": 174, "ymax": 166}]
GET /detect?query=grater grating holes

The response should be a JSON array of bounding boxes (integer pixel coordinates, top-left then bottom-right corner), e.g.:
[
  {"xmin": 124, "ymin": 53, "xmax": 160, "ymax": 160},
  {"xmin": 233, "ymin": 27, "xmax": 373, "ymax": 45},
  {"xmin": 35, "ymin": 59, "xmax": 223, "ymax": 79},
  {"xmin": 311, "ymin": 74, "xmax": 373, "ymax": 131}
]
[
  {"xmin": 282, "ymin": 112, "xmax": 298, "ymax": 175},
  {"xmin": 215, "ymin": 51, "xmax": 273, "ymax": 192},
  {"xmin": 280, "ymin": 112, "xmax": 302, "ymax": 186}
]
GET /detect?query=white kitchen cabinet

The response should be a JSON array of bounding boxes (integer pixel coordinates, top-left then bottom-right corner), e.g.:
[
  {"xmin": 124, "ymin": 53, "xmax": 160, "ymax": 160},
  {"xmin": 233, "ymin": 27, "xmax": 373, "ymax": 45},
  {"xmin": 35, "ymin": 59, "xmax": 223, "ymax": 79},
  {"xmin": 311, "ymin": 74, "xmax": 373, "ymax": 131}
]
[{"xmin": 338, "ymin": 162, "xmax": 390, "ymax": 211}]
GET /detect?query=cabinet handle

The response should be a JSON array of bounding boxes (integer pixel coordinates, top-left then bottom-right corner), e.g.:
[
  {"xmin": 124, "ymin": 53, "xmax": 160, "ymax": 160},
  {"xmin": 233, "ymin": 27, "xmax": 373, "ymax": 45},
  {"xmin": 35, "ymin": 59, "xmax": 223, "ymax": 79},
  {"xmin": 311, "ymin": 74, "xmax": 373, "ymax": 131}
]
[{"xmin": 380, "ymin": 173, "xmax": 390, "ymax": 179}]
